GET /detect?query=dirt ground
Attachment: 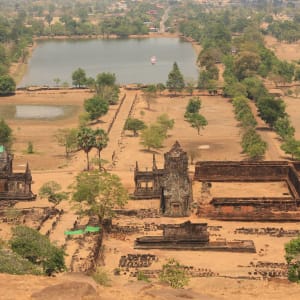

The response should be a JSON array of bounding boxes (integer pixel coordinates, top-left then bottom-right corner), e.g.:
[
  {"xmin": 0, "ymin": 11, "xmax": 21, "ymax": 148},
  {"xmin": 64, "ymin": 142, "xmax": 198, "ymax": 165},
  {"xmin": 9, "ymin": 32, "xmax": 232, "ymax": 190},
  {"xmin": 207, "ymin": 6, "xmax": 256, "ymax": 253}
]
[
  {"xmin": 265, "ymin": 36, "xmax": 300, "ymax": 62},
  {"xmin": 1, "ymin": 86, "xmax": 300, "ymax": 299}
]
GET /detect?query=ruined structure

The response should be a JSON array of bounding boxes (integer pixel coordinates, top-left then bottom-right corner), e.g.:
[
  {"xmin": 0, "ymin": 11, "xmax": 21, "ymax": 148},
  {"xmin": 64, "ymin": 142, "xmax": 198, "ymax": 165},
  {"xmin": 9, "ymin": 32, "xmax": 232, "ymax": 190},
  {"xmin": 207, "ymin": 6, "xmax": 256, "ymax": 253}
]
[
  {"xmin": 135, "ymin": 221, "xmax": 256, "ymax": 252},
  {"xmin": 0, "ymin": 147, "xmax": 35, "ymax": 201},
  {"xmin": 195, "ymin": 161, "xmax": 300, "ymax": 221},
  {"xmin": 133, "ymin": 141, "xmax": 192, "ymax": 217}
]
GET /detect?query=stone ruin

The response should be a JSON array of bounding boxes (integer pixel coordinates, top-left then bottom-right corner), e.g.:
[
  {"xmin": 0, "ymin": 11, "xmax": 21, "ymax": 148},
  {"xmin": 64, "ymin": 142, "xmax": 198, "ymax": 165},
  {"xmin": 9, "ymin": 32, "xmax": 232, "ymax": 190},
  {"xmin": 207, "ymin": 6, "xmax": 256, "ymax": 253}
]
[
  {"xmin": 135, "ymin": 220, "xmax": 256, "ymax": 253},
  {"xmin": 194, "ymin": 161, "xmax": 300, "ymax": 221},
  {"xmin": 133, "ymin": 141, "xmax": 192, "ymax": 217},
  {"xmin": 0, "ymin": 146, "xmax": 35, "ymax": 201}
]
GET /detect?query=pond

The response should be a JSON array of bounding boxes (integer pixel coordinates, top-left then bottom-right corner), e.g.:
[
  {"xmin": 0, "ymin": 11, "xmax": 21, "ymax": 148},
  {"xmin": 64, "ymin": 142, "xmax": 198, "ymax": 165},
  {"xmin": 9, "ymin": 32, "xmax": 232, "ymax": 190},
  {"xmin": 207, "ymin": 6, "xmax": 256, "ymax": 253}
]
[
  {"xmin": 0, "ymin": 105, "xmax": 78, "ymax": 120},
  {"xmin": 18, "ymin": 37, "xmax": 198, "ymax": 87}
]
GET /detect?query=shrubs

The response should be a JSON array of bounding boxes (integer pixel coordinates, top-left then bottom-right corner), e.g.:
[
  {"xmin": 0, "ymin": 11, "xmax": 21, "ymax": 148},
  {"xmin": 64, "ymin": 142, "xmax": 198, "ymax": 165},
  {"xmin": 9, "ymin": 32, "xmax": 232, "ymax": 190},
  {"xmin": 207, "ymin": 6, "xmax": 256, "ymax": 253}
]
[
  {"xmin": 0, "ymin": 249, "xmax": 42, "ymax": 275},
  {"xmin": 10, "ymin": 226, "xmax": 65, "ymax": 275},
  {"xmin": 92, "ymin": 267, "xmax": 111, "ymax": 286},
  {"xmin": 285, "ymin": 236, "xmax": 300, "ymax": 282},
  {"xmin": 159, "ymin": 258, "xmax": 189, "ymax": 289}
]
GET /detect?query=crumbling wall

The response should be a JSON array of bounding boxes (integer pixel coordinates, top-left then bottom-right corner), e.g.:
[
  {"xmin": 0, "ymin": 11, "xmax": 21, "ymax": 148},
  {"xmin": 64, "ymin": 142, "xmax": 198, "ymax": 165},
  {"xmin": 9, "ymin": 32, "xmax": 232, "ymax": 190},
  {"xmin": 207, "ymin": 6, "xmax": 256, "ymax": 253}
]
[
  {"xmin": 163, "ymin": 222, "xmax": 209, "ymax": 241},
  {"xmin": 194, "ymin": 161, "xmax": 290, "ymax": 182},
  {"xmin": 288, "ymin": 165, "xmax": 300, "ymax": 199}
]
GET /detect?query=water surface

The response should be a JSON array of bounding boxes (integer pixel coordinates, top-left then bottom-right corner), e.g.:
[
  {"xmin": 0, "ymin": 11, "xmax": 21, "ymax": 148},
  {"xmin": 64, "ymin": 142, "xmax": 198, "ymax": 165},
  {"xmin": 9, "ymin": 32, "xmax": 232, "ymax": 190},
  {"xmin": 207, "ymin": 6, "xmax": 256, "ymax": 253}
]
[{"xmin": 19, "ymin": 38, "xmax": 198, "ymax": 86}]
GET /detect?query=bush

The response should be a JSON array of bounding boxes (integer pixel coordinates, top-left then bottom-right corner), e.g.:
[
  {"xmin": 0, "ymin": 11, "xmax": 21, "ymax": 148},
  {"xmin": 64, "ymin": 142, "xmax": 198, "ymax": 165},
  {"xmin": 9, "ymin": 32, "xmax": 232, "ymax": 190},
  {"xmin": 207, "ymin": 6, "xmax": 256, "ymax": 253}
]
[
  {"xmin": 0, "ymin": 75, "xmax": 16, "ymax": 96},
  {"xmin": 285, "ymin": 236, "xmax": 300, "ymax": 282},
  {"xmin": 159, "ymin": 258, "xmax": 189, "ymax": 288},
  {"xmin": 27, "ymin": 141, "xmax": 34, "ymax": 154},
  {"xmin": 0, "ymin": 249, "xmax": 42, "ymax": 275},
  {"xmin": 10, "ymin": 226, "xmax": 65, "ymax": 275},
  {"xmin": 137, "ymin": 270, "xmax": 150, "ymax": 282},
  {"xmin": 92, "ymin": 267, "xmax": 111, "ymax": 286}
]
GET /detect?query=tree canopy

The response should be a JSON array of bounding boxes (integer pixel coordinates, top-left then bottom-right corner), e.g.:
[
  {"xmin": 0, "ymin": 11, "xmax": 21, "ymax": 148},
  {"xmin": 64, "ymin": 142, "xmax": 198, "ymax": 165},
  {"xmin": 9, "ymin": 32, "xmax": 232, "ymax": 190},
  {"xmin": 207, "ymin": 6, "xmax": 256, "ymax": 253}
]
[
  {"xmin": 54, "ymin": 128, "xmax": 78, "ymax": 158},
  {"xmin": 10, "ymin": 226, "xmax": 65, "ymax": 275},
  {"xmin": 166, "ymin": 62, "xmax": 185, "ymax": 94},
  {"xmin": 285, "ymin": 236, "xmax": 300, "ymax": 282},
  {"xmin": 84, "ymin": 96, "xmax": 109, "ymax": 122},
  {"xmin": 94, "ymin": 128, "xmax": 109, "ymax": 170},
  {"xmin": 140, "ymin": 124, "xmax": 165, "ymax": 151},
  {"xmin": 39, "ymin": 181, "xmax": 68, "ymax": 205},
  {"xmin": 185, "ymin": 113, "xmax": 208, "ymax": 135},
  {"xmin": 72, "ymin": 68, "xmax": 87, "ymax": 88},
  {"xmin": 124, "ymin": 118, "xmax": 146, "ymax": 136},
  {"xmin": 0, "ymin": 75, "xmax": 16, "ymax": 96},
  {"xmin": 0, "ymin": 118, "xmax": 12, "ymax": 150},
  {"xmin": 72, "ymin": 170, "xmax": 128, "ymax": 225},
  {"xmin": 77, "ymin": 126, "xmax": 96, "ymax": 170}
]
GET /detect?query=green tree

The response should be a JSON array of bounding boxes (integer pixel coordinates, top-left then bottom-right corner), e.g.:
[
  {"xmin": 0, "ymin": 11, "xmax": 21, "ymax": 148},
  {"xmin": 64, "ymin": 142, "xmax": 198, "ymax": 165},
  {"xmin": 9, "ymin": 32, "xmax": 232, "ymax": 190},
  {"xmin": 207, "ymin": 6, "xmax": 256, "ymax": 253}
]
[
  {"xmin": 185, "ymin": 113, "xmax": 208, "ymax": 135},
  {"xmin": 72, "ymin": 68, "xmax": 86, "ymax": 88},
  {"xmin": 185, "ymin": 97, "xmax": 201, "ymax": 115},
  {"xmin": 156, "ymin": 83, "xmax": 166, "ymax": 95},
  {"xmin": 143, "ymin": 84, "xmax": 157, "ymax": 110},
  {"xmin": 185, "ymin": 78, "xmax": 196, "ymax": 95},
  {"xmin": 241, "ymin": 128, "xmax": 267, "ymax": 160},
  {"xmin": 77, "ymin": 127, "xmax": 96, "ymax": 170},
  {"xmin": 281, "ymin": 138, "xmax": 300, "ymax": 160},
  {"xmin": 257, "ymin": 96, "xmax": 286, "ymax": 127},
  {"xmin": 198, "ymin": 70, "xmax": 210, "ymax": 89},
  {"xmin": 0, "ymin": 119, "xmax": 13, "ymax": 150},
  {"xmin": 39, "ymin": 181, "xmax": 68, "ymax": 205},
  {"xmin": 54, "ymin": 128, "xmax": 78, "ymax": 158},
  {"xmin": 242, "ymin": 77, "xmax": 267, "ymax": 101},
  {"xmin": 233, "ymin": 51, "xmax": 261, "ymax": 80},
  {"xmin": 10, "ymin": 226, "xmax": 65, "ymax": 275},
  {"xmin": 159, "ymin": 258, "xmax": 189, "ymax": 289},
  {"xmin": 96, "ymin": 72, "xmax": 116, "ymax": 89},
  {"xmin": 72, "ymin": 170, "xmax": 128, "ymax": 225},
  {"xmin": 84, "ymin": 96, "xmax": 109, "ymax": 122},
  {"xmin": 156, "ymin": 114, "xmax": 175, "ymax": 136},
  {"xmin": 0, "ymin": 75, "xmax": 16, "ymax": 96},
  {"xmin": 140, "ymin": 124, "xmax": 165, "ymax": 151},
  {"xmin": 166, "ymin": 62, "xmax": 185, "ymax": 95},
  {"xmin": 232, "ymin": 96, "xmax": 257, "ymax": 128},
  {"xmin": 101, "ymin": 85, "xmax": 119, "ymax": 105},
  {"xmin": 53, "ymin": 78, "xmax": 61, "ymax": 87},
  {"xmin": 94, "ymin": 128, "xmax": 109, "ymax": 171},
  {"xmin": 124, "ymin": 118, "xmax": 146, "ymax": 136},
  {"xmin": 285, "ymin": 236, "xmax": 300, "ymax": 282},
  {"xmin": 274, "ymin": 117, "xmax": 295, "ymax": 140},
  {"xmin": 26, "ymin": 141, "xmax": 34, "ymax": 154}
]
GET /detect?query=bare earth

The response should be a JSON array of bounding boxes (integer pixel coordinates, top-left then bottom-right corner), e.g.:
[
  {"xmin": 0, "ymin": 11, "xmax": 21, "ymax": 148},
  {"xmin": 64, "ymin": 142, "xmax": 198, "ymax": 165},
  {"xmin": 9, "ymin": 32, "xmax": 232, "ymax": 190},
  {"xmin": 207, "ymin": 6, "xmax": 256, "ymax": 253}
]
[
  {"xmin": 1, "ymin": 85, "xmax": 300, "ymax": 299},
  {"xmin": 265, "ymin": 36, "xmax": 300, "ymax": 62}
]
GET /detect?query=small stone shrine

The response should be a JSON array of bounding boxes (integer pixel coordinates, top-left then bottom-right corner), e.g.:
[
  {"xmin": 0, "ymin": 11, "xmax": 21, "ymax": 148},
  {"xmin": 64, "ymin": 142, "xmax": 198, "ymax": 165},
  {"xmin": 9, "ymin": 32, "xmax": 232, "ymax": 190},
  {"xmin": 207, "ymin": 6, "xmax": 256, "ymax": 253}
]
[
  {"xmin": 0, "ymin": 146, "xmax": 35, "ymax": 201},
  {"xmin": 133, "ymin": 141, "xmax": 192, "ymax": 217}
]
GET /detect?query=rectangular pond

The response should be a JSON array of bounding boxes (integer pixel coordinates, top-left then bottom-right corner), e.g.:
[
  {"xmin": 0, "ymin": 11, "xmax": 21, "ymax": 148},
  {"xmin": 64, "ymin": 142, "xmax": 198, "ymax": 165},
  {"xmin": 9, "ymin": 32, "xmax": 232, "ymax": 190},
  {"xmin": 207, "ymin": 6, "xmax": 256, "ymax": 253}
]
[{"xmin": 19, "ymin": 37, "xmax": 198, "ymax": 87}]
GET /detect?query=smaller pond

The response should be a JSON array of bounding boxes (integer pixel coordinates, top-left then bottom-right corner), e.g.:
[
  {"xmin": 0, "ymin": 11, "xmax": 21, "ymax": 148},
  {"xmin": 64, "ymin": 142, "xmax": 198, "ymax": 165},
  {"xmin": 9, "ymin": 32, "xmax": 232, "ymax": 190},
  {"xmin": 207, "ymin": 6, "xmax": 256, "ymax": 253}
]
[
  {"xmin": 0, "ymin": 104, "xmax": 78, "ymax": 120},
  {"xmin": 16, "ymin": 105, "xmax": 65, "ymax": 119}
]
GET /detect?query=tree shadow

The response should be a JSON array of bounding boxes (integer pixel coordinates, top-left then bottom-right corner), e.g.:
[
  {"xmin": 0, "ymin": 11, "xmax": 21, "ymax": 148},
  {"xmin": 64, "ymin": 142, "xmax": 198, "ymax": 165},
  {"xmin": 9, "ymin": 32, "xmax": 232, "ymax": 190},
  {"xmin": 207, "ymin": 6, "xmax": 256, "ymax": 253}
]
[
  {"xmin": 89, "ymin": 119, "xmax": 106, "ymax": 125},
  {"xmin": 256, "ymin": 126, "xmax": 273, "ymax": 132},
  {"xmin": 140, "ymin": 148, "xmax": 161, "ymax": 155}
]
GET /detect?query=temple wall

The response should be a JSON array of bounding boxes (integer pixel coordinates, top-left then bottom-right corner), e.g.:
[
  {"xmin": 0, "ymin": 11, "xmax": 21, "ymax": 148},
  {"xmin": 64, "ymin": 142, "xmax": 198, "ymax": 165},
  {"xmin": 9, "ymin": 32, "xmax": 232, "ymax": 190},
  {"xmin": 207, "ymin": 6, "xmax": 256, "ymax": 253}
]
[
  {"xmin": 288, "ymin": 165, "xmax": 300, "ymax": 199},
  {"xmin": 194, "ymin": 161, "xmax": 290, "ymax": 182}
]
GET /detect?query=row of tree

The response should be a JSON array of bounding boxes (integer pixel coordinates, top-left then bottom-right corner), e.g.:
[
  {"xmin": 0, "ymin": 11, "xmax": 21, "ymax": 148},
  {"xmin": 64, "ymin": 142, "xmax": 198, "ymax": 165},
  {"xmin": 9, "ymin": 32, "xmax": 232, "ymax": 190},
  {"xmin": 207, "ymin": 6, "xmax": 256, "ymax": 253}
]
[{"xmin": 232, "ymin": 96, "xmax": 267, "ymax": 160}]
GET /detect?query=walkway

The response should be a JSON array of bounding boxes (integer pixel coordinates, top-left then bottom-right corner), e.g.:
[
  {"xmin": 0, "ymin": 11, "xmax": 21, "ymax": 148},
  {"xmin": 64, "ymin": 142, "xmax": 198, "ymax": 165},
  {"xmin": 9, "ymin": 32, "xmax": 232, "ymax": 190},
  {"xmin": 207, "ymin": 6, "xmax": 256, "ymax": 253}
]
[{"xmin": 102, "ymin": 91, "xmax": 138, "ymax": 168}]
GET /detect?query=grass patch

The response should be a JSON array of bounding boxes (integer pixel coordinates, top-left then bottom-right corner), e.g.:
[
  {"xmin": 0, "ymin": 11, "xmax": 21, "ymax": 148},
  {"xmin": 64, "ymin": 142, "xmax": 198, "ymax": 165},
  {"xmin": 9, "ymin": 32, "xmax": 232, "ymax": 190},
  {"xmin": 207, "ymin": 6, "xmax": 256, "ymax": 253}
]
[
  {"xmin": 92, "ymin": 267, "xmax": 112, "ymax": 286},
  {"xmin": 0, "ymin": 249, "xmax": 42, "ymax": 275}
]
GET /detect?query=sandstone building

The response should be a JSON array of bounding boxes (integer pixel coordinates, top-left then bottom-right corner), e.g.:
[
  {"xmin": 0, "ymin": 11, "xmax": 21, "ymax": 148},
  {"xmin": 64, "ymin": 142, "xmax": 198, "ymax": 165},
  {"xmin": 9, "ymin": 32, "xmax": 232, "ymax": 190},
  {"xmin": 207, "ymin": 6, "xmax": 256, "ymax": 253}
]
[{"xmin": 0, "ymin": 146, "xmax": 35, "ymax": 201}]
